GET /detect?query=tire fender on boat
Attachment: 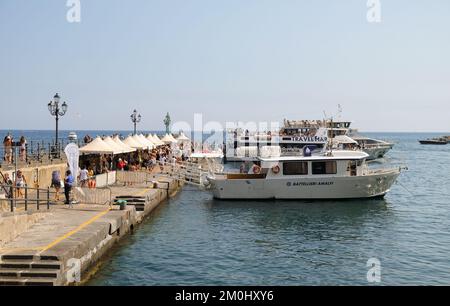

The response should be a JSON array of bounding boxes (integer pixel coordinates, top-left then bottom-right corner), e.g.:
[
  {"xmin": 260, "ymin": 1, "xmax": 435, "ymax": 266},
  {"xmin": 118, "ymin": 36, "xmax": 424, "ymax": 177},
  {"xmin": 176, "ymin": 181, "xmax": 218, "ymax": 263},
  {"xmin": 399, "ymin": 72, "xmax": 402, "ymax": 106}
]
[{"xmin": 271, "ymin": 165, "xmax": 280, "ymax": 174}]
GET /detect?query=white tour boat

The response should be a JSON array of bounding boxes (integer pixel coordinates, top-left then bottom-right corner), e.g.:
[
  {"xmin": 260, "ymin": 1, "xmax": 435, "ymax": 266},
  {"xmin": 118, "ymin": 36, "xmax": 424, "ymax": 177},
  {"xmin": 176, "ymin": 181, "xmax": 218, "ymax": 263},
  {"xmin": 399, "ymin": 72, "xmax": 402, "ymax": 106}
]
[
  {"xmin": 226, "ymin": 119, "xmax": 394, "ymax": 162},
  {"xmin": 207, "ymin": 149, "xmax": 401, "ymax": 200}
]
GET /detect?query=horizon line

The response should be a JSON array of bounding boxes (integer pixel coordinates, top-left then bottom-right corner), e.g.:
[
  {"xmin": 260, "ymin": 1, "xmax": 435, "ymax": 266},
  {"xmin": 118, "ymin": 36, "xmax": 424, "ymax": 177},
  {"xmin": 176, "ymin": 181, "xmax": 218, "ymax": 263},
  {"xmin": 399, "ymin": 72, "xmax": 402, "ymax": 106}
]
[{"xmin": 1, "ymin": 129, "xmax": 450, "ymax": 134}]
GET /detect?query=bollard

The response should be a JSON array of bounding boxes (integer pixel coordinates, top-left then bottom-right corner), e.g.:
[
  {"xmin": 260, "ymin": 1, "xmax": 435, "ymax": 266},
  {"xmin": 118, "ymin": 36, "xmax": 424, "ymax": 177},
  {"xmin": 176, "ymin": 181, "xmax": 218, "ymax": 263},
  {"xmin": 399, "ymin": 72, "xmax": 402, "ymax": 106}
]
[
  {"xmin": 37, "ymin": 188, "xmax": 40, "ymax": 210},
  {"xmin": 47, "ymin": 187, "xmax": 50, "ymax": 210},
  {"xmin": 24, "ymin": 186, "xmax": 28, "ymax": 211}
]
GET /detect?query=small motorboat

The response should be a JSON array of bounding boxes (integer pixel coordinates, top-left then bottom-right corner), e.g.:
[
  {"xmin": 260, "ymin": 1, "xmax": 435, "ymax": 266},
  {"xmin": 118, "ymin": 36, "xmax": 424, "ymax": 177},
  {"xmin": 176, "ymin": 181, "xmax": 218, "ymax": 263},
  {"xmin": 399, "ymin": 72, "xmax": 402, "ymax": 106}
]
[{"xmin": 418, "ymin": 138, "xmax": 448, "ymax": 145}]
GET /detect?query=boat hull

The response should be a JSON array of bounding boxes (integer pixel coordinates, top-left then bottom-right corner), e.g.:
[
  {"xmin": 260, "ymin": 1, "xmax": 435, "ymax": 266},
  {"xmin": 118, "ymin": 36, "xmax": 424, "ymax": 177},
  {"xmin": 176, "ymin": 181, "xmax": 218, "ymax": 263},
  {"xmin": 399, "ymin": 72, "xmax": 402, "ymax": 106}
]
[
  {"xmin": 208, "ymin": 170, "xmax": 400, "ymax": 200},
  {"xmin": 419, "ymin": 140, "xmax": 448, "ymax": 145}
]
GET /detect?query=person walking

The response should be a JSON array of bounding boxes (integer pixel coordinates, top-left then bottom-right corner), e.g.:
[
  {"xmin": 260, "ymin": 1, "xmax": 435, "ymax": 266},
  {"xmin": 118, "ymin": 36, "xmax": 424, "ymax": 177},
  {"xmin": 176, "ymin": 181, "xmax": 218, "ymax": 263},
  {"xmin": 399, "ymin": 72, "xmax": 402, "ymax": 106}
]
[
  {"xmin": 78, "ymin": 166, "xmax": 89, "ymax": 188},
  {"xmin": 19, "ymin": 136, "xmax": 27, "ymax": 162},
  {"xmin": 64, "ymin": 170, "xmax": 74, "ymax": 206},
  {"xmin": 14, "ymin": 170, "xmax": 26, "ymax": 198},
  {"xmin": 51, "ymin": 170, "xmax": 62, "ymax": 202},
  {"xmin": 3, "ymin": 134, "xmax": 13, "ymax": 164}
]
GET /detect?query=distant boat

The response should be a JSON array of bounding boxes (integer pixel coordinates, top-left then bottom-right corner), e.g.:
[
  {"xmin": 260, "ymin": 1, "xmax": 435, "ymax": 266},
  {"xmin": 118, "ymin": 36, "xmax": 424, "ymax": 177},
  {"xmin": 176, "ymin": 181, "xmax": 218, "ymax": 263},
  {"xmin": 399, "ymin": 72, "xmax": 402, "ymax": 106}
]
[{"xmin": 418, "ymin": 138, "xmax": 448, "ymax": 145}]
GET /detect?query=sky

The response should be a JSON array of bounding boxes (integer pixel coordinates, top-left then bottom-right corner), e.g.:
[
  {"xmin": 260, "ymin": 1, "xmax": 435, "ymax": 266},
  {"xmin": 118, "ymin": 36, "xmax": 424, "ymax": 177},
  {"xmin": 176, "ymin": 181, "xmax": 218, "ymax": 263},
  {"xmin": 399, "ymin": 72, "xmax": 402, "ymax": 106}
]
[{"xmin": 0, "ymin": 0, "xmax": 449, "ymax": 132}]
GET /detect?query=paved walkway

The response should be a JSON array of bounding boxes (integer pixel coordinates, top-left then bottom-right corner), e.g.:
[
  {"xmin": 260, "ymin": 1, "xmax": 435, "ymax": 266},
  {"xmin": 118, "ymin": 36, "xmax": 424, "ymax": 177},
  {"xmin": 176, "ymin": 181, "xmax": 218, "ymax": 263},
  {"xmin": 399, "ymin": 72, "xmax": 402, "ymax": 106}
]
[{"xmin": 0, "ymin": 185, "xmax": 158, "ymax": 257}]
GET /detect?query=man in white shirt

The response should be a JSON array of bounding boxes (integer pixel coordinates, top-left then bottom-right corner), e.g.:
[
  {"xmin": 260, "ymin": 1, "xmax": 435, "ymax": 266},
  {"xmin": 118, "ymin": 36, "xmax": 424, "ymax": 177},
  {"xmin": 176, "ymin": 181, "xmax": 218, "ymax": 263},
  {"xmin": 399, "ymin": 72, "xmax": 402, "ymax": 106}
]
[{"xmin": 79, "ymin": 166, "xmax": 89, "ymax": 187}]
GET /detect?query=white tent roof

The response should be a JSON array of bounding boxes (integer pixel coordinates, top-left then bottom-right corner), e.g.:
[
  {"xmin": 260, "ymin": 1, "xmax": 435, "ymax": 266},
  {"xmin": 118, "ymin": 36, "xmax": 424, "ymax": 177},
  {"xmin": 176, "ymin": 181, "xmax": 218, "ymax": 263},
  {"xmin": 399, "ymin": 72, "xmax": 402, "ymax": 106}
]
[
  {"xmin": 147, "ymin": 134, "xmax": 159, "ymax": 146},
  {"xmin": 177, "ymin": 132, "xmax": 190, "ymax": 142},
  {"xmin": 152, "ymin": 134, "xmax": 165, "ymax": 146},
  {"xmin": 113, "ymin": 136, "xmax": 136, "ymax": 153},
  {"xmin": 79, "ymin": 137, "xmax": 118, "ymax": 154},
  {"xmin": 138, "ymin": 134, "xmax": 155, "ymax": 149},
  {"xmin": 104, "ymin": 136, "xmax": 134, "ymax": 154},
  {"xmin": 123, "ymin": 135, "xmax": 146, "ymax": 149},
  {"xmin": 132, "ymin": 134, "xmax": 152, "ymax": 149},
  {"xmin": 161, "ymin": 133, "xmax": 177, "ymax": 143},
  {"xmin": 169, "ymin": 133, "xmax": 178, "ymax": 142}
]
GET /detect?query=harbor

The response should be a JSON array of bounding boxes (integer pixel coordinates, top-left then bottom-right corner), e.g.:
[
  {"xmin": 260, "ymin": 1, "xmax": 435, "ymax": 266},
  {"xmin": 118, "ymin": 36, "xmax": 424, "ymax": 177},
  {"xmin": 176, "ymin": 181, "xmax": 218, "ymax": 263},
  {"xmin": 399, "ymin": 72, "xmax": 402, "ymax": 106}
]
[
  {"xmin": 2, "ymin": 0, "xmax": 450, "ymax": 290},
  {"xmin": 2, "ymin": 126, "xmax": 450, "ymax": 285}
]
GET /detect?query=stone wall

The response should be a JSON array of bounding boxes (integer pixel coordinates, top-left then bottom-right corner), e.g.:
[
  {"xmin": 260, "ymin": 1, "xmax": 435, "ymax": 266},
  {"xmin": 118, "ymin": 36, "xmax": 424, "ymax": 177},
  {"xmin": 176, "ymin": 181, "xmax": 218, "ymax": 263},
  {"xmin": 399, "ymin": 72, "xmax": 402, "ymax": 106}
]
[
  {"xmin": 0, "ymin": 211, "xmax": 48, "ymax": 248},
  {"xmin": 2, "ymin": 163, "xmax": 67, "ymax": 189}
]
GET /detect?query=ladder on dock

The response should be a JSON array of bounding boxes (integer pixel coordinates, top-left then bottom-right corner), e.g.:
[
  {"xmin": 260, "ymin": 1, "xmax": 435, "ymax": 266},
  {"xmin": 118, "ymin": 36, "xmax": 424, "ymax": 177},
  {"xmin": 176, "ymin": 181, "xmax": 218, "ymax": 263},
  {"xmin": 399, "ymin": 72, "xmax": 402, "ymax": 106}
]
[{"xmin": 158, "ymin": 161, "xmax": 219, "ymax": 188}]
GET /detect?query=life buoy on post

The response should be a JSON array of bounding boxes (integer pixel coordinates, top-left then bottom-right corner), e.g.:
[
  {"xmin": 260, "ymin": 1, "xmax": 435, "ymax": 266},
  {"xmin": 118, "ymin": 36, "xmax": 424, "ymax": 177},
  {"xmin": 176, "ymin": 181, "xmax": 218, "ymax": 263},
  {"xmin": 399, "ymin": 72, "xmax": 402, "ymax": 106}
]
[
  {"xmin": 252, "ymin": 165, "xmax": 261, "ymax": 174},
  {"xmin": 271, "ymin": 165, "xmax": 280, "ymax": 174}
]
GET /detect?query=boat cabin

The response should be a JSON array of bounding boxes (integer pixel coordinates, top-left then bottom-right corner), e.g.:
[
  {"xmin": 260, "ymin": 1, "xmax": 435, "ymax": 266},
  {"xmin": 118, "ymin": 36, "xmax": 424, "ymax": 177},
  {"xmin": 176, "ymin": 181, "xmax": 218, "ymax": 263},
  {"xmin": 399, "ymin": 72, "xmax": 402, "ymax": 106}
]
[{"xmin": 226, "ymin": 151, "xmax": 369, "ymax": 179}]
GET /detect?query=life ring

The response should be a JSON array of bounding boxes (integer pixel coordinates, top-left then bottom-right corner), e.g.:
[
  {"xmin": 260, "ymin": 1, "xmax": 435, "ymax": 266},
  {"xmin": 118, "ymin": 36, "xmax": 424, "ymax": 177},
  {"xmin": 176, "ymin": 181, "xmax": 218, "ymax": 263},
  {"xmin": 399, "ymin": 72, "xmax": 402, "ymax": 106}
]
[
  {"xmin": 271, "ymin": 165, "xmax": 280, "ymax": 174},
  {"xmin": 252, "ymin": 165, "xmax": 261, "ymax": 174}
]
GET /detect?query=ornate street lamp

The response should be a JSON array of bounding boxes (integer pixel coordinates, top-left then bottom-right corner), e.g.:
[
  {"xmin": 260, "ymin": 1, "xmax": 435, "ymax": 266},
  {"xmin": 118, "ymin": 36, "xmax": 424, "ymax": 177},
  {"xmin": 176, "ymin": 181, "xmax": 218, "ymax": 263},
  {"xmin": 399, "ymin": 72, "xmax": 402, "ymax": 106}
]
[
  {"xmin": 47, "ymin": 93, "xmax": 68, "ymax": 149},
  {"xmin": 130, "ymin": 109, "xmax": 141, "ymax": 135}
]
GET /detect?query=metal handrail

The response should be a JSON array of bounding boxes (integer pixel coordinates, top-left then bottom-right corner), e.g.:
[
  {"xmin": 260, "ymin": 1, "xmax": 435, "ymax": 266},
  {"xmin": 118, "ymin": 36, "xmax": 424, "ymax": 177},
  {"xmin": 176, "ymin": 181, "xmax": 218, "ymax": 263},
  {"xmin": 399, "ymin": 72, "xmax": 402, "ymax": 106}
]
[{"xmin": 0, "ymin": 184, "xmax": 54, "ymax": 212}]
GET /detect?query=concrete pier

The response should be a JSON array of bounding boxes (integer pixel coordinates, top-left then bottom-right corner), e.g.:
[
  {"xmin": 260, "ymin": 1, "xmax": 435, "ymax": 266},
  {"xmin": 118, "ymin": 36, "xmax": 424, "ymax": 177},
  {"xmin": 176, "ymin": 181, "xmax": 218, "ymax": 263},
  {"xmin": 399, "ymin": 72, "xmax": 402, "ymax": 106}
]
[{"xmin": 0, "ymin": 178, "xmax": 183, "ymax": 286}]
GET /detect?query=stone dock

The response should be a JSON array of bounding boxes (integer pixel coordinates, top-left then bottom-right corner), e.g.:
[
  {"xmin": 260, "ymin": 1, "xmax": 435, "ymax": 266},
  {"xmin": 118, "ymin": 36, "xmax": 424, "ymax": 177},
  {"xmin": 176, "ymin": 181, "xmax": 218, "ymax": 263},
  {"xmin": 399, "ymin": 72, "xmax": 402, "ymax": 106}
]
[{"xmin": 0, "ymin": 163, "xmax": 183, "ymax": 286}]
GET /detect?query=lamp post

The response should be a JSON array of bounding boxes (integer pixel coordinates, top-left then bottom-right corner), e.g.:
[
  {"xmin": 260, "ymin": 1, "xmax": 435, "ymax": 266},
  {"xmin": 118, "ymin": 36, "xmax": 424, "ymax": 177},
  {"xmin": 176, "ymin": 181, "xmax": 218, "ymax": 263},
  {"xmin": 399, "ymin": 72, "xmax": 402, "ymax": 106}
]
[
  {"xmin": 47, "ymin": 93, "xmax": 68, "ymax": 152},
  {"xmin": 130, "ymin": 109, "xmax": 141, "ymax": 135}
]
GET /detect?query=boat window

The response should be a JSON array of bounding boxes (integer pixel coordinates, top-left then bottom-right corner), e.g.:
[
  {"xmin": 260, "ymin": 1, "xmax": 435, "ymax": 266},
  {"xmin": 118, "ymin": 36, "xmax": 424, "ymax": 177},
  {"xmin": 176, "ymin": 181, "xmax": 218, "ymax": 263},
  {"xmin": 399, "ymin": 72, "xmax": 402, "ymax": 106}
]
[
  {"xmin": 283, "ymin": 162, "xmax": 308, "ymax": 175},
  {"xmin": 312, "ymin": 161, "xmax": 337, "ymax": 175}
]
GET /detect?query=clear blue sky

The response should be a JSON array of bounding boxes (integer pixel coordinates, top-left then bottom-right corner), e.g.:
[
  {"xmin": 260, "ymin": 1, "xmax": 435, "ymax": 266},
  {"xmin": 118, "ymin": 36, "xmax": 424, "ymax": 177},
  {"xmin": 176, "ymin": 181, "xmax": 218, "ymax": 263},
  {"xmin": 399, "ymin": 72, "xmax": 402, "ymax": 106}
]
[{"xmin": 1, "ymin": 0, "xmax": 449, "ymax": 132}]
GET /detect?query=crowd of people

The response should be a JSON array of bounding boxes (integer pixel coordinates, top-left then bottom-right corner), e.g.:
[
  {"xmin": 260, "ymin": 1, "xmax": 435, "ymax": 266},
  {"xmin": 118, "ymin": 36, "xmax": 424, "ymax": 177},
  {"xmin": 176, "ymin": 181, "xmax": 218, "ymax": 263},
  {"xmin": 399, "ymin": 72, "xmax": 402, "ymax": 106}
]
[{"xmin": 1, "ymin": 133, "xmax": 197, "ymax": 207}]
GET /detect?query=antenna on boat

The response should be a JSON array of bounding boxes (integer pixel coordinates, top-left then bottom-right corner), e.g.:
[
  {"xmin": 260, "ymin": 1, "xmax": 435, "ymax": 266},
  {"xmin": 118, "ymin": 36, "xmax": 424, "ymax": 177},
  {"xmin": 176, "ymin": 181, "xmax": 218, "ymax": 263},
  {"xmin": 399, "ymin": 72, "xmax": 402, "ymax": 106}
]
[{"xmin": 337, "ymin": 104, "xmax": 343, "ymax": 121}]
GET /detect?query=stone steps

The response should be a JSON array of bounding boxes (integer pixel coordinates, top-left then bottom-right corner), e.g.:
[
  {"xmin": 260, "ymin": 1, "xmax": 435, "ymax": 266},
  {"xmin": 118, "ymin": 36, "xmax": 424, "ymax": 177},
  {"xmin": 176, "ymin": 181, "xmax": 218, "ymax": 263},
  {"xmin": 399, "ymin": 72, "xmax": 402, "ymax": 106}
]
[
  {"xmin": 0, "ymin": 277, "xmax": 56, "ymax": 286},
  {"xmin": 114, "ymin": 196, "xmax": 146, "ymax": 211},
  {"xmin": 0, "ymin": 268, "xmax": 59, "ymax": 278},
  {"xmin": 0, "ymin": 255, "xmax": 62, "ymax": 286}
]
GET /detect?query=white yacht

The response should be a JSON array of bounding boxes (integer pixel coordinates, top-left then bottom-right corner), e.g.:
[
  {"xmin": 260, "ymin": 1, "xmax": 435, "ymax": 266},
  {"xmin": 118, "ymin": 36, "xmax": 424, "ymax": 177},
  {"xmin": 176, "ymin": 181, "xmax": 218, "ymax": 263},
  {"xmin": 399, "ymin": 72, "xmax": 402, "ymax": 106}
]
[
  {"xmin": 346, "ymin": 130, "xmax": 394, "ymax": 160},
  {"xmin": 225, "ymin": 119, "xmax": 348, "ymax": 162},
  {"xmin": 225, "ymin": 119, "xmax": 393, "ymax": 162},
  {"xmin": 207, "ymin": 149, "xmax": 401, "ymax": 200}
]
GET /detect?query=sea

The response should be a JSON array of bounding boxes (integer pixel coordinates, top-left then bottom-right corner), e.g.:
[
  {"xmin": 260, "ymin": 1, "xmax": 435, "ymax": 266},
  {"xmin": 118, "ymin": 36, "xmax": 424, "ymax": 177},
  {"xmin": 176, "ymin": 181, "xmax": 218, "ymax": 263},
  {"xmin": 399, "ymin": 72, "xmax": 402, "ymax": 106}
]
[{"xmin": 2, "ymin": 130, "xmax": 450, "ymax": 285}]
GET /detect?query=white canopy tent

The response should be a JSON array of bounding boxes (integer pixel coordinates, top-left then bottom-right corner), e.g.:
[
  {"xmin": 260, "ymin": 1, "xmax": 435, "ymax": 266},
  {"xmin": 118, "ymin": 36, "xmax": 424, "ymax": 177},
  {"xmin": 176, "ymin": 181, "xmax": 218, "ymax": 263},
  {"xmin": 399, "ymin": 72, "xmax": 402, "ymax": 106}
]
[
  {"xmin": 113, "ymin": 136, "xmax": 136, "ymax": 153},
  {"xmin": 123, "ymin": 135, "xmax": 146, "ymax": 150},
  {"xmin": 168, "ymin": 134, "xmax": 178, "ymax": 143},
  {"xmin": 147, "ymin": 134, "xmax": 160, "ymax": 147},
  {"xmin": 131, "ymin": 134, "xmax": 151, "ymax": 150},
  {"xmin": 152, "ymin": 134, "xmax": 165, "ymax": 146},
  {"xmin": 177, "ymin": 132, "xmax": 190, "ymax": 142},
  {"xmin": 138, "ymin": 134, "xmax": 155, "ymax": 149},
  {"xmin": 79, "ymin": 137, "xmax": 119, "ymax": 155},
  {"xmin": 161, "ymin": 134, "xmax": 177, "ymax": 144},
  {"xmin": 104, "ymin": 136, "xmax": 135, "ymax": 154}
]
